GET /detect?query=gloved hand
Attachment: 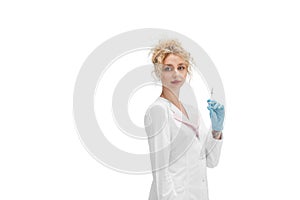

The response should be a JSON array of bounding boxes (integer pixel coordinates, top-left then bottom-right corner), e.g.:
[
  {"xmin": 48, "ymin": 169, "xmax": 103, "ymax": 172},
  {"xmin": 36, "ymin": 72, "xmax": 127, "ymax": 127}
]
[{"xmin": 207, "ymin": 99, "xmax": 225, "ymax": 131}]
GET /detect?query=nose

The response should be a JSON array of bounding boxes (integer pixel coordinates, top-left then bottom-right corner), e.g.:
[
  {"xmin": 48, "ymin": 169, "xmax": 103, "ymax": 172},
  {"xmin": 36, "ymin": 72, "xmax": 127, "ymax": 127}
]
[{"xmin": 172, "ymin": 68, "xmax": 180, "ymax": 78}]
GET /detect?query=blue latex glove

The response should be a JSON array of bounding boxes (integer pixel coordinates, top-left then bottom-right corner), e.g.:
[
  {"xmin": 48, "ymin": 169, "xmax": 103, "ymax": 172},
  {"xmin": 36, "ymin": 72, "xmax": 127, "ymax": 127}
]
[{"xmin": 207, "ymin": 99, "xmax": 225, "ymax": 131}]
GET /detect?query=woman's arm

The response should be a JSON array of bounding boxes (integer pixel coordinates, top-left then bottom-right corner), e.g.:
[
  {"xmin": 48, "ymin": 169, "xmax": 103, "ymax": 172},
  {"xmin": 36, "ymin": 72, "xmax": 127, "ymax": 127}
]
[
  {"xmin": 205, "ymin": 130, "xmax": 223, "ymax": 168},
  {"xmin": 197, "ymin": 109, "xmax": 223, "ymax": 168},
  {"xmin": 205, "ymin": 99, "xmax": 225, "ymax": 167},
  {"xmin": 144, "ymin": 105, "xmax": 178, "ymax": 199}
]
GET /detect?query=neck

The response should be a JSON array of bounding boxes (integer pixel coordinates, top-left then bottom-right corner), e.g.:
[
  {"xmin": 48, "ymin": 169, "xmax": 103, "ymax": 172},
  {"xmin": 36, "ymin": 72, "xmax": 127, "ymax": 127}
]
[{"xmin": 160, "ymin": 87, "xmax": 181, "ymax": 106}]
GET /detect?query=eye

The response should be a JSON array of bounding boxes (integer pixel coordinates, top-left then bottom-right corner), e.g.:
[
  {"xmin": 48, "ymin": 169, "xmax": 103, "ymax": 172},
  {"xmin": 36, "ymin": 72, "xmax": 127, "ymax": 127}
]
[
  {"xmin": 163, "ymin": 66, "xmax": 172, "ymax": 71},
  {"xmin": 178, "ymin": 65, "xmax": 186, "ymax": 70}
]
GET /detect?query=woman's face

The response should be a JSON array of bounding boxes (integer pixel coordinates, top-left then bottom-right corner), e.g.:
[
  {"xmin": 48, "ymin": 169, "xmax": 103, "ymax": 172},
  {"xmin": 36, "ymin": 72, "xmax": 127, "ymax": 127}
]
[{"xmin": 160, "ymin": 54, "xmax": 188, "ymax": 90}]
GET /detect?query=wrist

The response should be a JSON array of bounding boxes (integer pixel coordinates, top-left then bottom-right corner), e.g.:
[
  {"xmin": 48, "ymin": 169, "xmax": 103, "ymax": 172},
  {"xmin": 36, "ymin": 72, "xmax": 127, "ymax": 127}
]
[{"xmin": 212, "ymin": 130, "xmax": 222, "ymax": 139}]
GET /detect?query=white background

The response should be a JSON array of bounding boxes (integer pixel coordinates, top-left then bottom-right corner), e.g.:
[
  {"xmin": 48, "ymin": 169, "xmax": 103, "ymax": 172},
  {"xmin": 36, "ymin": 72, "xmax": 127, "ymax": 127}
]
[{"xmin": 1, "ymin": 0, "xmax": 300, "ymax": 199}]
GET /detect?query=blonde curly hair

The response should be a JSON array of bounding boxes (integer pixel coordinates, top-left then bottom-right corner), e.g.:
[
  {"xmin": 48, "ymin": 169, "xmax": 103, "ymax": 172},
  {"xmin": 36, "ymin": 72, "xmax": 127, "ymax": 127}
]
[{"xmin": 149, "ymin": 39, "xmax": 193, "ymax": 80}]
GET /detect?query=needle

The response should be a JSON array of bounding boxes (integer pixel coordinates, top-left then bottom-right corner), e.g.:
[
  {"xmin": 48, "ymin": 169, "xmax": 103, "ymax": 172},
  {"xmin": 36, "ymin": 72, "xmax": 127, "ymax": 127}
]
[{"xmin": 210, "ymin": 88, "xmax": 214, "ymax": 100}]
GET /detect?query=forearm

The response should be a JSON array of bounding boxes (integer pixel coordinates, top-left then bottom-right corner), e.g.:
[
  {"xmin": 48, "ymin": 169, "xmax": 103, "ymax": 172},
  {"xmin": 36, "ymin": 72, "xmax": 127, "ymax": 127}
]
[{"xmin": 205, "ymin": 131, "xmax": 223, "ymax": 167}]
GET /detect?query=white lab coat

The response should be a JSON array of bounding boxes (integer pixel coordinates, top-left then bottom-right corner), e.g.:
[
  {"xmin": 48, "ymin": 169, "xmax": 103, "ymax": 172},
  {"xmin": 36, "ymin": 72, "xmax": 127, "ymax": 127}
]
[{"xmin": 144, "ymin": 97, "xmax": 223, "ymax": 200}]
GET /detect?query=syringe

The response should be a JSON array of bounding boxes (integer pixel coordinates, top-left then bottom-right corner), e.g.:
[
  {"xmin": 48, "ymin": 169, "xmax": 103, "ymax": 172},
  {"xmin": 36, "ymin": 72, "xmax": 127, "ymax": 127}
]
[{"xmin": 210, "ymin": 88, "xmax": 214, "ymax": 100}]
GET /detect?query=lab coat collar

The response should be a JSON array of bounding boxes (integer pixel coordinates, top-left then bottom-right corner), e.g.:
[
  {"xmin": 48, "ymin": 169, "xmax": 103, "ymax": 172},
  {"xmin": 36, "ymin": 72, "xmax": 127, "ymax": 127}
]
[{"xmin": 158, "ymin": 97, "xmax": 200, "ymax": 137}]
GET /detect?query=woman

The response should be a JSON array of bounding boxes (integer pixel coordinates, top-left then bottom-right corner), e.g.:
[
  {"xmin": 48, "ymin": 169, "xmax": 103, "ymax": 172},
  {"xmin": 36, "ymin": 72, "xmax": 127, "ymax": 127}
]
[{"xmin": 144, "ymin": 39, "xmax": 225, "ymax": 200}]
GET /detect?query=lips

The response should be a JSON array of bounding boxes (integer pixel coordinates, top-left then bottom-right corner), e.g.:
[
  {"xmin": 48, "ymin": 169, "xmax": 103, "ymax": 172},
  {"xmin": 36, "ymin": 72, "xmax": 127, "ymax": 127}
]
[{"xmin": 171, "ymin": 80, "xmax": 181, "ymax": 84}]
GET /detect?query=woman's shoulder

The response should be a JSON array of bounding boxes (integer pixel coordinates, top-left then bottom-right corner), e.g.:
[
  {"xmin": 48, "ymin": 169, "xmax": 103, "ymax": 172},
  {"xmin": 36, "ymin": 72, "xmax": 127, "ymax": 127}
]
[
  {"xmin": 182, "ymin": 102, "xmax": 199, "ymax": 113},
  {"xmin": 144, "ymin": 97, "xmax": 169, "ymax": 117},
  {"xmin": 181, "ymin": 101, "xmax": 197, "ymax": 109}
]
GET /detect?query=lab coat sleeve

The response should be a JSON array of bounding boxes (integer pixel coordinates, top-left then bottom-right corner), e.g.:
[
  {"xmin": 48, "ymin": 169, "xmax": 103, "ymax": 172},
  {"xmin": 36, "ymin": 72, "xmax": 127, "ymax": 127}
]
[
  {"xmin": 198, "ymin": 110, "xmax": 223, "ymax": 168},
  {"xmin": 205, "ymin": 130, "xmax": 223, "ymax": 168},
  {"xmin": 144, "ymin": 105, "xmax": 178, "ymax": 200}
]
